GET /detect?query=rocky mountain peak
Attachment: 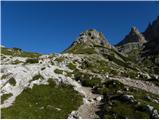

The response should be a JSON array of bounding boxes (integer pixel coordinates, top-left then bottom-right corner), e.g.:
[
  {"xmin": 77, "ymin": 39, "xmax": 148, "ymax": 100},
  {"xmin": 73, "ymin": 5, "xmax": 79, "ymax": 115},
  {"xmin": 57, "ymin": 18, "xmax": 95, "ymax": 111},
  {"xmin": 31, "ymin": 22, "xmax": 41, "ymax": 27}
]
[
  {"xmin": 64, "ymin": 29, "xmax": 112, "ymax": 53},
  {"xmin": 131, "ymin": 26, "xmax": 138, "ymax": 33},
  {"xmin": 116, "ymin": 26, "xmax": 146, "ymax": 46},
  {"xmin": 141, "ymin": 17, "xmax": 159, "ymax": 59},
  {"xmin": 73, "ymin": 29, "xmax": 111, "ymax": 47}
]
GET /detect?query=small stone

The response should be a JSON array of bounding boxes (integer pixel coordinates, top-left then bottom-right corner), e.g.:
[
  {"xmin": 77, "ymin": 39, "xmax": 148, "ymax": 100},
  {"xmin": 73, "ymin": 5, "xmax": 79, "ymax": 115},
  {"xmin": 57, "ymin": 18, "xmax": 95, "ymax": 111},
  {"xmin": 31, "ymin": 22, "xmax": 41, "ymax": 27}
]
[
  {"xmin": 137, "ymin": 101, "xmax": 141, "ymax": 105},
  {"xmin": 124, "ymin": 87, "xmax": 129, "ymax": 91},
  {"xmin": 55, "ymin": 107, "xmax": 61, "ymax": 111},
  {"xmin": 143, "ymin": 105, "xmax": 154, "ymax": 113},
  {"xmin": 153, "ymin": 99, "xmax": 159, "ymax": 104},
  {"xmin": 88, "ymin": 98, "xmax": 94, "ymax": 103},
  {"xmin": 96, "ymin": 96, "xmax": 102, "ymax": 101},
  {"xmin": 108, "ymin": 106, "xmax": 112, "ymax": 109},
  {"xmin": 117, "ymin": 90, "xmax": 123, "ymax": 94},
  {"xmin": 144, "ymin": 95, "xmax": 151, "ymax": 101},
  {"xmin": 121, "ymin": 95, "xmax": 135, "ymax": 103},
  {"xmin": 151, "ymin": 109, "xmax": 159, "ymax": 119}
]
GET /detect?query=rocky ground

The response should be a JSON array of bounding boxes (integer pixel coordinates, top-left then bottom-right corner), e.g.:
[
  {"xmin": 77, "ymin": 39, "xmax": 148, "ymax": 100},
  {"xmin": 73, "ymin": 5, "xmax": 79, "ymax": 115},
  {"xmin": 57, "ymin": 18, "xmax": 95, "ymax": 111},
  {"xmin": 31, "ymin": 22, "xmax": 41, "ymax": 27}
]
[{"xmin": 1, "ymin": 53, "xmax": 159, "ymax": 119}]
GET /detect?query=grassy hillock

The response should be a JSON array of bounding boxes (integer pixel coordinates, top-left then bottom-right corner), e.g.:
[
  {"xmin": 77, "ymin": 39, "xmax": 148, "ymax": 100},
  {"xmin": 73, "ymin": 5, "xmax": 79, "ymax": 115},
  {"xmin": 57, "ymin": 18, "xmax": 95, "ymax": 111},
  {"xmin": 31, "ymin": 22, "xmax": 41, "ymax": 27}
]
[
  {"xmin": 1, "ymin": 47, "xmax": 41, "ymax": 58},
  {"xmin": 1, "ymin": 81, "xmax": 83, "ymax": 119}
]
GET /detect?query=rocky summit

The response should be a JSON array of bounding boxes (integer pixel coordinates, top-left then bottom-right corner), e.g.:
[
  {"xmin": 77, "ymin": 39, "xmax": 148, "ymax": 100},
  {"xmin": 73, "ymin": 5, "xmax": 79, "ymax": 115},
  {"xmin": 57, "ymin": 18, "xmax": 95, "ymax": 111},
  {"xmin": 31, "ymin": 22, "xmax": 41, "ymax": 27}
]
[
  {"xmin": 0, "ymin": 17, "xmax": 159, "ymax": 119},
  {"xmin": 64, "ymin": 29, "xmax": 112, "ymax": 54}
]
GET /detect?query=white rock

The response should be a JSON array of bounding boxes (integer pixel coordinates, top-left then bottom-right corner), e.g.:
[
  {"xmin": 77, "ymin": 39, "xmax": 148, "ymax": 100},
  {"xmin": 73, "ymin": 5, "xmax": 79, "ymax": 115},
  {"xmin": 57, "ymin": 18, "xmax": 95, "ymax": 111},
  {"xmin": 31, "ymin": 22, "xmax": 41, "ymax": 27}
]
[{"xmin": 96, "ymin": 96, "xmax": 102, "ymax": 101}]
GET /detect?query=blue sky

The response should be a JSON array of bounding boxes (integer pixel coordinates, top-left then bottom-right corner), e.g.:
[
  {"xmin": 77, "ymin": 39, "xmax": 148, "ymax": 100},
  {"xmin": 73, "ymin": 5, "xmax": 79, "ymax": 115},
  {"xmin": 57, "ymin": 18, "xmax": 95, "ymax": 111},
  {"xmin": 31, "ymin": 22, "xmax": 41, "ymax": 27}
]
[{"xmin": 1, "ymin": 1, "xmax": 159, "ymax": 54}]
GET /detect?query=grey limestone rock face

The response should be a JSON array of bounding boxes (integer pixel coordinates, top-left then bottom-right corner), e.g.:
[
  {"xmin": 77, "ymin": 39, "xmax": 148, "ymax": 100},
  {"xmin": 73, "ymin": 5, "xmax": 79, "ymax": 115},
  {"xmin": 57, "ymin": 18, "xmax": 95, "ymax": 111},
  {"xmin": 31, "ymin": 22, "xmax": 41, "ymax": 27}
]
[
  {"xmin": 73, "ymin": 29, "xmax": 111, "ymax": 48},
  {"xmin": 116, "ymin": 26, "xmax": 146, "ymax": 46},
  {"xmin": 142, "ymin": 17, "xmax": 159, "ymax": 57},
  {"xmin": 64, "ymin": 29, "xmax": 112, "ymax": 54}
]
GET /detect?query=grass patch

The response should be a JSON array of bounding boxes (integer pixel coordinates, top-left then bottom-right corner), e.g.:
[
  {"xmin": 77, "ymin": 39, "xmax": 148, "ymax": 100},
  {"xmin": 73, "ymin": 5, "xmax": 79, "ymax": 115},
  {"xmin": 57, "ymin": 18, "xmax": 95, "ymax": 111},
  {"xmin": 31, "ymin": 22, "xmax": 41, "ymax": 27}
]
[
  {"xmin": 1, "ymin": 82, "xmax": 82, "ymax": 119},
  {"xmin": 81, "ymin": 77, "xmax": 101, "ymax": 87},
  {"xmin": 64, "ymin": 42, "xmax": 96, "ymax": 54},
  {"xmin": 12, "ymin": 60, "xmax": 23, "ymax": 64},
  {"xmin": 26, "ymin": 58, "xmax": 39, "ymax": 64},
  {"xmin": 1, "ymin": 47, "xmax": 41, "ymax": 58},
  {"xmin": 1, "ymin": 74, "xmax": 9, "ymax": 79},
  {"xmin": 47, "ymin": 78, "xmax": 57, "ymax": 86},
  {"xmin": 81, "ymin": 59, "xmax": 111, "ymax": 74},
  {"xmin": 67, "ymin": 63, "xmax": 76, "ymax": 70},
  {"xmin": 94, "ymin": 80, "xmax": 159, "ymax": 119},
  {"xmin": 8, "ymin": 77, "xmax": 16, "ymax": 86},
  {"xmin": 32, "ymin": 74, "xmax": 44, "ymax": 81},
  {"xmin": 1, "ymin": 93, "xmax": 13, "ymax": 104},
  {"xmin": 104, "ymin": 100, "xmax": 150, "ymax": 119},
  {"xmin": 76, "ymin": 48, "xmax": 96, "ymax": 54},
  {"xmin": 95, "ymin": 80, "xmax": 124, "ymax": 95},
  {"xmin": 74, "ymin": 70, "xmax": 102, "ymax": 87},
  {"xmin": 54, "ymin": 57, "xmax": 65, "ymax": 63}
]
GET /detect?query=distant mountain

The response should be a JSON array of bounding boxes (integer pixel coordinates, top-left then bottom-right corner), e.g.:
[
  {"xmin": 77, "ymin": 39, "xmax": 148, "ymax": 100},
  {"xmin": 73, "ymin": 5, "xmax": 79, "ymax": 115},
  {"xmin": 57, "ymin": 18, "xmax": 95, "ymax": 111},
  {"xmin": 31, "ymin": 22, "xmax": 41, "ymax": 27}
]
[
  {"xmin": 115, "ymin": 27, "xmax": 146, "ymax": 62},
  {"xmin": 116, "ymin": 26, "xmax": 146, "ymax": 46},
  {"xmin": 115, "ymin": 17, "xmax": 159, "ymax": 65},
  {"xmin": 141, "ymin": 17, "xmax": 159, "ymax": 59}
]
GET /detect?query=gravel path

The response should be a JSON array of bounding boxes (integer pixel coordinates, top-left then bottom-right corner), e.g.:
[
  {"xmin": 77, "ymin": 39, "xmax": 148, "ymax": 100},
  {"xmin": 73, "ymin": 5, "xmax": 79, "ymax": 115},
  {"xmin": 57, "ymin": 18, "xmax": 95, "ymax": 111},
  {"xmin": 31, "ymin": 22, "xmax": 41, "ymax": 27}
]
[
  {"xmin": 109, "ymin": 77, "xmax": 159, "ymax": 95},
  {"xmin": 67, "ymin": 78, "xmax": 103, "ymax": 119}
]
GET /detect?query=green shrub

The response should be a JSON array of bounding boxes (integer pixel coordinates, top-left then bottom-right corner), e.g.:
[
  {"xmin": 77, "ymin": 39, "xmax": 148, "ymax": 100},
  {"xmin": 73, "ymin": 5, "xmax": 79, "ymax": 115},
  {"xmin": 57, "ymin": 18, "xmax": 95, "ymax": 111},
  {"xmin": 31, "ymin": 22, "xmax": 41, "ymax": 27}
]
[
  {"xmin": 54, "ymin": 57, "xmax": 65, "ymax": 63},
  {"xmin": 81, "ymin": 59, "xmax": 111, "ymax": 74},
  {"xmin": 8, "ymin": 77, "xmax": 16, "ymax": 86},
  {"xmin": 67, "ymin": 63, "xmax": 76, "ymax": 70},
  {"xmin": 81, "ymin": 77, "xmax": 101, "ymax": 87},
  {"xmin": 110, "ymin": 70, "xmax": 118, "ymax": 75},
  {"xmin": 32, "ymin": 74, "xmax": 44, "ymax": 81},
  {"xmin": 1, "ymin": 74, "xmax": 9, "ymax": 79},
  {"xmin": 54, "ymin": 69, "xmax": 63, "ymax": 74},
  {"xmin": 26, "ymin": 58, "xmax": 38, "ymax": 64},
  {"xmin": 1, "ymin": 93, "xmax": 13, "ymax": 104},
  {"xmin": 48, "ymin": 78, "xmax": 56, "ymax": 86},
  {"xmin": 12, "ymin": 60, "xmax": 22, "ymax": 64},
  {"xmin": 128, "ymin": 71, "xmax": 138, "ymax": 79}
]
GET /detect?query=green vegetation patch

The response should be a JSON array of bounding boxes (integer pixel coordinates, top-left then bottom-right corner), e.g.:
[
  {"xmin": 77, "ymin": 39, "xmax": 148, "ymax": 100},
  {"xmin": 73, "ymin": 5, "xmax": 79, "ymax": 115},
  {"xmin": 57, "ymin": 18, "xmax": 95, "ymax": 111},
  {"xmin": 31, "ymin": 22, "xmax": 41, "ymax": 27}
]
[
  {"xmin": 81, "ymin": 59, "xmax": 111, "ymax": 74},
  {"xmin": 31, "ymin": 74, "xmax": 44, "ymax": 81},
  {"xmin": 94, "ymin": 80, "xmax": 159, "ymax": 119},
  {"xmin": 67, "ymin": 63, "xmax": 76, "ymax": 70},
  {"xmin": 74, "ymin": 70, "xmax": 102, "ymax": 87},
  {"xmin": 54, "ymin": 69, "xmax": 63, "ymax": 74},
  {"xmin": 104, "ymin": 100, "xmax": 149, "ymax": 119},
  {"xmin": 12, "ymin": 60, "xmax": 23, "ymax": 64},
  {"xmin": 26, "ymin": 58, "xmax": 39, "ymax": 64},
  {"xmin": 81, "ymin": 77, "xmax": 102, "ymax": 87},
  {"xmin": 1, "ymin": 93, "xmax": 13, "ymax": 104},
  {"xmin": 64, "ymin": 42, "xmax": 96, "ymax": 54},
  {"xmin": 1, "ymin": 74, "xmax": 10, "ymax": 80},
  {"xmin": 54, "ymin": 57, "xmax": 65, "ymax": 63},
  {"xmin": 1, "ymin": 47, "xmax": 41, "ymax": 58},
  {"xmin": 1, "ymin": 82, "xmax": 82, "ymax": 119},
  {"xmin": 47, "ymin": 78, "xmax": 57, "ymax": 86},
  {"xmin": 8, "ymin": 77, "xmax": 16, "ymax": 86}
]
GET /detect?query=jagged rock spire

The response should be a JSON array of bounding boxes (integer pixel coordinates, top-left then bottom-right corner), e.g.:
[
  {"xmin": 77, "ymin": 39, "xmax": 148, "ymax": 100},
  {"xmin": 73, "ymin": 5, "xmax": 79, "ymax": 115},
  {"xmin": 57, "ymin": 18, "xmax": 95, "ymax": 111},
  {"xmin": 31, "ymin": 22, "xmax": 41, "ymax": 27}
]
[{"xmin": 116, "ymin": 26, "xmax": 146, "ymax": 46}]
